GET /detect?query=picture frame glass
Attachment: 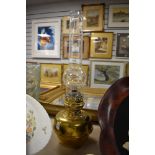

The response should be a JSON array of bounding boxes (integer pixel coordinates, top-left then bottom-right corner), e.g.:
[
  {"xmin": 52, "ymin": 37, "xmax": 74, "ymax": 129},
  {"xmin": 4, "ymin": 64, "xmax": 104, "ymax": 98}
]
[
  {"xmin": 40, "ymin": 64, "xmax": 62, "ymax": 87},
  {"xmin": 62, "ymin": 16, "xmax": 79, "ymax": 34},
  {"xmin": 90, "ymin": 33, "xmax": 113, "ymax": 58},
  {"xmin": 63, "ymin": 36, "xmax": 89, "ymax": 59},
  {"xmin": 37, "ymin": 26, "xmax": 55, "ymax": 50},
  {"xmin": 116, "ymin": 33, "xmax": 129, "ymax": 57},
  {"xmin": 83, "ymin": 4, "xmax": 104, "ymax": 31},
  {"xmin": 32, "ymin": 18, "xmax": 61, "ymax": 58},
  {"xmin": 108, "ymin": 4, "xmax": 129, "ymax": 28},
  {"xmin": 90, "ymin": 61, "xmax": 125, "ymax": 88}
]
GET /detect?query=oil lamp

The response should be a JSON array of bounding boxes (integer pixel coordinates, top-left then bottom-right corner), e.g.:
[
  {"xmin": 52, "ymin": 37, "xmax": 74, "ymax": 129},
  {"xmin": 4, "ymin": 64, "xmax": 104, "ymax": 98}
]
[{"xmin": 54, "ymin": 11, "xmax": 93, "ymax": 148}]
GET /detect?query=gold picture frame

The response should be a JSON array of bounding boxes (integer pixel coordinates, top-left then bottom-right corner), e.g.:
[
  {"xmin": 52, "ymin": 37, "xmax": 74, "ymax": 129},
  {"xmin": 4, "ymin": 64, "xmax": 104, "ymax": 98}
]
[
  {"xmin": 90, "ymin": 32, "xmax": 113, "ymax": 58},
  {"xmin": 63, "ymin": 36, "xmax": 90, "ymax": 59},
  {"xmin": 62, "ymin": 16, "xmax": 79, "ymax": 34},
  {"xmin": 40, "ymin": 64, "xmax": 62, "ymax": 88},
  {"xmin": 63, "ymin": 64, "xmax": 89, "ymax": 85},
  {"xmin": 108, "ymin": 4, "xmax": 129, "ymax": 28},
  {"xmin": 62, "ymin": 16, "xmax": 70, "ymax": 34},
  {"xmin": 82, "ymin": 4, "xmax": 105, "ymax": 32}
]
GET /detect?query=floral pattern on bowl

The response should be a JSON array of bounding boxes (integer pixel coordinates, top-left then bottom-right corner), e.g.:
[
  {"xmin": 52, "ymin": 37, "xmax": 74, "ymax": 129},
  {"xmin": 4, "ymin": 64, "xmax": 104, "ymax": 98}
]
[
  {"xmin": 26, "ymin": 94, "xmax": 52, "ymax": 155},
  {"xmin": 26, "ymin": 110, "xmax": 36, "ymax": 143}
]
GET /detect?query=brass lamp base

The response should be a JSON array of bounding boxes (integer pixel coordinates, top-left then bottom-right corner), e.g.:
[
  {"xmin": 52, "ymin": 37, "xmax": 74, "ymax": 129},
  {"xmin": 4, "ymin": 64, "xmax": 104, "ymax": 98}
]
[{"xmin": 54, "ymin": 109, "xmax": 93, "ymax": 148}]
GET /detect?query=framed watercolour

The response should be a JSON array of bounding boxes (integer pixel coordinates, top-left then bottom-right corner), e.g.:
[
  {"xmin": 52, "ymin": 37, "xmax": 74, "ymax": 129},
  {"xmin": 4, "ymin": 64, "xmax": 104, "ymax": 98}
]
[
  {"xmin": 116, "ymin": 33, "xmax": 129, "ymax": 58},
  {"xmin": 32, "ymin": 18, "xmax": 61, "ymax": 58},
  {"xmin": 90, "ymin": 32, "xmax": 113, "ymax": 58},
  {"xmin": 40, "ymin": 64, "xmax": 62, "ymax": 87},
  {"xmin": 62, "ymin": 16, "xmax": 79, "ymax": 34},
  {"xmin": 63, "ymin": 64, "xmax": 89, "ymax": 85},
  {"xmin": 63, "ymin": 36, "xmax": 90, "ymax": 59},
  {"xmin": 82, "ymin": 4, "xmax": 104, "ymax": 32},
  {"xmin": 62, "ymin": 16, "xmax": 70, "ymax": 34},
  {"xmin": 108, "ymin": 4, "xmax": 129, "ymax": 28},
  {"xmin": 90, "ymin": 61, "xmax": 125, "ymax": 88}
]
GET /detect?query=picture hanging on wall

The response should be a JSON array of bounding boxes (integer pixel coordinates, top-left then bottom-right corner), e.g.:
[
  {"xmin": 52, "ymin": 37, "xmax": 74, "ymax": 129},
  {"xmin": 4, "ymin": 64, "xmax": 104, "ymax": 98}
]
[
  {"xmin": 62, "ymin": 16, "xmax": 79, "ymax": 34},
  {"xmin": 90, "ymin": 32, "xmax": 113, "ymax": 59},
  {"xmin": 90, "ymin": 61, "xmax": 125, "ymax": 88},
  {"xmin": 108, "ymin": 4, "xmax": 129, "ymax": 28},
  {"xmin": 116, "ymin": 33, "xmax": 129, "ymax": 58},
  {"xmin": 62, "ymin": 16, "xmax": 70, "ymax": 34},
  {"xmin": 40, "ymin": 64, "xmax": 62, "ymax": 88},
  {"xmin": 82, "ymin": 4, "xmax": 105, "ymax": 32},
  {"xmin": 32, "ymin": 18, "xmax": 61, "ymax": 58},
  {"xmin": 63, "ymin": 36, "xmax": 90, "ymax": 59}
]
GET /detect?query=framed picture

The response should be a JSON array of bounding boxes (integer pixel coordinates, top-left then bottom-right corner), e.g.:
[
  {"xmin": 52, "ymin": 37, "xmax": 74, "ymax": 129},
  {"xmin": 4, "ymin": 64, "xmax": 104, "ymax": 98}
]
[
  {"xmin": 116, "ymin": 33, "xmax": 129, "ymax": 58},
  {"xmin": 108, "ymin": 4, "xmax": 129, "ymax": 28},
  {"xmin": 62, "ymin": 16, "xmax": 79, "ymax": 34},
  {"xmin": 63, "ymin": 64, "xmax": 89, "ymax": 85},
  {"xmin": 82, "ymin": 4, "xmax": 104, "ymax": 32},
  {"xmin": 90, "ymin": 32, "xmax": 113, "ymax": 58},
  {"xmin": 62, "ymin": 16, "xmax": 70, "ymax": 34},
  {"xmin": 63, "ymin": 36, "xmax": 90, "ymax": 59},
  {"xmin": 32, "ymin": 18, "xmax": 61, "ymax": 58},
  {"xmin": 40, "ymin": 64, "xmax": 62, "ymax": 88},
  {"xmin": 90, "ymin": 61, "xmax": 125, "ymax": 88}
]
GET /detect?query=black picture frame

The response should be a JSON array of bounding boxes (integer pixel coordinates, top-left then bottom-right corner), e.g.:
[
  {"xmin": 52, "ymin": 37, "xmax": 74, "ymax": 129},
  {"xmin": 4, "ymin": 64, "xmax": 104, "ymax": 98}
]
[{"xmin": 116, "ymin": 33, "xmax": 129, "ymax": 58}]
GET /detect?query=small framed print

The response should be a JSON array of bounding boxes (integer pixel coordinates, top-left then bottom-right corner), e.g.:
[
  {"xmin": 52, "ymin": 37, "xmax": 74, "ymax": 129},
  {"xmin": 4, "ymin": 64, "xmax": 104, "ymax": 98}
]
[
  {"xmin": 90, "ymin": 61, "xmax": 125, "ymax": 88},
  {"xmin": 90, "ymin": 32, "xmax": 113, "ymax": 58},
  {"xmin": 108, "ymin": 4, "xmax": 129, "ymax": 28},
  {"xmin": 82, "ymin": 4, "xmax": 104, "ymax": 32},
  {"xmin": 62, "ymin": 16, "xmax": 70, "ymax": 34},
  {"xmin": 63, "ymin": 36, "xmax": 90, "ymax": 59},
  {"xmin": 40, "ymin": 64, "xmax": 62, "ymax": 87},
  {"xmin": 32, "ymin": 18, "xmax": 61, "ymax": 58},
  {"xmin": 62, "ymin": 16, "xmax": 79, "ymax": 34},
  {"xmin": 116, "ymin": 33, "xmax": 129, "ymax": 58}
]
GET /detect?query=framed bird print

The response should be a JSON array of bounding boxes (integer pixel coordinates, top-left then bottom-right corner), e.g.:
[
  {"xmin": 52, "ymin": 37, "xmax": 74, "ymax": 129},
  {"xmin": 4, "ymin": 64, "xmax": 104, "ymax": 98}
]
[
  {"xmin": 32, "ymin": 18, "xmax": 61, "ymax": 58},
  {"xmin": 90, "ymin": 61, "xmax": 125, "ymax": 88}
]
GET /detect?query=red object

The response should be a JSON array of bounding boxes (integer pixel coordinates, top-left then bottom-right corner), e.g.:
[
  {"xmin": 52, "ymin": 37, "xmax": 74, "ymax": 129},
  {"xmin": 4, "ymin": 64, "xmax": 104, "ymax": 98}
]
[{"xmin": 98, "ymin": 77, "xmax": 129, "ymax": 155}]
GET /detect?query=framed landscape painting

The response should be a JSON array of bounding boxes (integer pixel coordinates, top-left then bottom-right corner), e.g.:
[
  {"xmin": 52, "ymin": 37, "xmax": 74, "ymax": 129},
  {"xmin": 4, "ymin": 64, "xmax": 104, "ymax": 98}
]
[
  {"xmin": 90, "ymin": 61, "xmax": 125, "ymax": 88},
  {"xmin": 40, "ymin": 64, "xmax": 62, "ymax": 87},
  {"xmin": 90, "ymin": 32, "xmax": 113, "ymax": 58},
  {"xmin": 116, "ymin": 33, "xmax": 129, "ymax": 58},
  {"xmin": 63, "ymin": 36, "xmax": 90, "ymax": 59},
  {"xmin": 108, "ymin": 4, "xmax": 129, "ymax": 28},
  {"xmin": 32, "ymin": 18, "xmax": 61, "ymax": 58},
  {"xmin": 62, "ymin": 16, "xmax": 79, "ymax": 34},
  {"xmin": 82, "ymin": 4, "xmax": 104, "ymax": 32},
  {"xmin": 62, "ymin": 16, "xmax": 70, "ymax": 34}
]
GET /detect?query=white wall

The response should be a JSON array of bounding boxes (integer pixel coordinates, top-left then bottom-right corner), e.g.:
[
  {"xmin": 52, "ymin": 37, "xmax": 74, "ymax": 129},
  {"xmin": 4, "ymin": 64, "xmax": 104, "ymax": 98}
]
[{"xmin": 26, "ymin": 0, "xmax": 129, "ymax": 64}]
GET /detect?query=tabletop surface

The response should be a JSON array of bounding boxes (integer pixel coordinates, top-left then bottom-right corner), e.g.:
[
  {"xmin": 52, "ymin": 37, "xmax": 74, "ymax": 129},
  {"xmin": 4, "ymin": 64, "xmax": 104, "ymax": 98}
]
[{"xmin": 34, "ymin": 119, "xmax": 101, "ymax": 155}]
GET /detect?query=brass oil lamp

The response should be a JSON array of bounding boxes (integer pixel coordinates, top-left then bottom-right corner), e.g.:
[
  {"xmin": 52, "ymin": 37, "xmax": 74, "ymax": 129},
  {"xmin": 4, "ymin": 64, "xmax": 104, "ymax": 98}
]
[{"xmin": 54, "ymin": 11, "xmax": 93, "ymax": 148}]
